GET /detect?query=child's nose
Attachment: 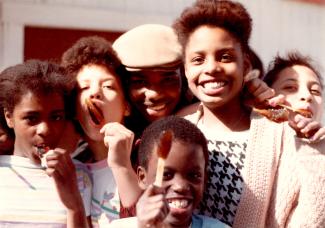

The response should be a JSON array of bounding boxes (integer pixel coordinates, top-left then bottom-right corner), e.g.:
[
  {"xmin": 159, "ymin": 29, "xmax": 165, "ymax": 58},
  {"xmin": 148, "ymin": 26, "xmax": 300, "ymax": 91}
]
[
  {"xmin": 205, "ymin": 59, "xmax": 222, "ymax": 75},
  {"xmin": 89, "ymin": 85, "xmax": 102, "ymax": 99},
  {"xmin": 299, "ymin": 89, "xmax": 313, "ymax": 102},
  {"xmin": 171, "ymin": 178, "xmax": 191, "ymax": 193},
  {"xmin": 144, "ymin": 87, "xmax": 163, "ymax": 101},
  {"xmin": 36, "ymin": 122, "xmax": 50, "ymax": 137}
]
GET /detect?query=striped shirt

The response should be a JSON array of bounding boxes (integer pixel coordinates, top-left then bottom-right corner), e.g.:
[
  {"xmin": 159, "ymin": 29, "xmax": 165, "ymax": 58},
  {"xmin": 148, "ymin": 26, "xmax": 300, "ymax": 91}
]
[{"xmin": 0, "ymin": 155, "xmax": 92, "ymax": 227}]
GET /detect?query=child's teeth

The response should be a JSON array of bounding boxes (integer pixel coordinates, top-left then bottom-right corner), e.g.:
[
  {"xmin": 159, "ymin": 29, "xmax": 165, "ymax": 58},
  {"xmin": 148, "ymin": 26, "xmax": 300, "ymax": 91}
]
[
  {"xmin": 168, "ymin": 199, "xmax": 189, "ymax": 208},
  {"xmin": 204, "ymin": 81, "xmax": 225, "ymax": 89}
]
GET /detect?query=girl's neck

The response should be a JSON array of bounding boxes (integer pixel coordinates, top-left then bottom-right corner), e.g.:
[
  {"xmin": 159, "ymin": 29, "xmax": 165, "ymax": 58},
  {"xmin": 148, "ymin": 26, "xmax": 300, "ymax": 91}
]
[
  {"xmin": 86, "ymin": 138, "xmax": 108, "ymax": 162},
  {"xmin": 201, "ymin": 100, "xmax": 250, "ymax": 132}
]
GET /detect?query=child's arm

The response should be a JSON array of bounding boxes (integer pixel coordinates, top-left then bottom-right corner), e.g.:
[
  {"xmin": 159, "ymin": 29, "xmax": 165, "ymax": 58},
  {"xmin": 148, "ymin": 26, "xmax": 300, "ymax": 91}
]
[
  {"xmin": 100, "ymin": 122, "xmax": 142, "ymax": 207},
  {"xmin": 45, "ymin": 148, "xmax": 89, "ymax": 227},
  {"xmin": 136, "ymin": 185, "xmax": 169, "ymax": 228}
]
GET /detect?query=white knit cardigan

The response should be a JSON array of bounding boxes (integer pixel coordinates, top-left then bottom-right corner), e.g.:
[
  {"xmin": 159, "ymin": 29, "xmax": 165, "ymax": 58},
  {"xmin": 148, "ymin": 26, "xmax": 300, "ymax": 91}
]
[{"xmin": 183, "ymin": 105, "xmax": 325, "ymax": 228}]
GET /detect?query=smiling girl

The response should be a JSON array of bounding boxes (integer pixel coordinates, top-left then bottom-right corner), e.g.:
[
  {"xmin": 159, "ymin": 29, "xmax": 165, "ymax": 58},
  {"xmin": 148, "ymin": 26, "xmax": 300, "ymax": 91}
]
[{"xmin": 173, "ymin": 1, "xmax": 325, "ymax": 227}]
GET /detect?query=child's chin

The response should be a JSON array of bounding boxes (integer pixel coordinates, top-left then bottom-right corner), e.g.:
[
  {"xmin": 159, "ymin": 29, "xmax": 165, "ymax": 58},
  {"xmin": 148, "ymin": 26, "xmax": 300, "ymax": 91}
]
[{"xmin": 166, "ymin": 208, "xmax": 193, "ymax": 227}]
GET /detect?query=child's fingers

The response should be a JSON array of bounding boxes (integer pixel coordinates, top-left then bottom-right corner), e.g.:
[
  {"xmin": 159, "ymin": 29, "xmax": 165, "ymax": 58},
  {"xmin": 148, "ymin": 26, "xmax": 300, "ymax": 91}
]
[
  {"xmin": 45, "ymin": 148, "xmax": 75, "ymax": 177},
  {"xmin": 300, "ymin": 121, "xmax": 321, "ymax": 134},
  {"xmin": 101, "ymin": 122, "xmax": 134, "ymax": 149},
  {"xmin": 267, "ymin": 94, "xmax": 285, "ymax": 107},
  {"xmin": 253, "ymin": 89, "xmax": 275, "ymax": 103},
  {"xmin": 310, "ymin": 127, "xmax": 325, "ymax": 142},
  {"xmin": 137, "ymin": 193, "xmax": 169, "ymax": 227},
  {"xmin": 141, "ymin": 185, "xmax": 159, "ymax": 198}
]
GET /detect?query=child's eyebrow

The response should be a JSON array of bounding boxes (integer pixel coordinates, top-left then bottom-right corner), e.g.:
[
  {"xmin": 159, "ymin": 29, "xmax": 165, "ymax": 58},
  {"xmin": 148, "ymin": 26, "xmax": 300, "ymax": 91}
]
[
  {"xmin": 21, "ymin": 110, "xmax": 39, "ymax": 115},
  {"xmin": 130, "ymin": 73, "xmax": 146, "ymax": 78},
  {"xmin": 280, "ymin": 78, "xmax": 297, "ymax": 83},
  {"xmin": 52, "ymin": 109, "xmax": 65, "ymax": 114}
]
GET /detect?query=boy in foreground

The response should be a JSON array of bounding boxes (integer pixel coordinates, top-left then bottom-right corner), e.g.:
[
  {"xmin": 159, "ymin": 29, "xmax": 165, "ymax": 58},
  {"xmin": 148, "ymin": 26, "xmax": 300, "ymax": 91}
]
[{"xmin": 110, "ymin": 116, "xmax": 228, "ymax": 228}]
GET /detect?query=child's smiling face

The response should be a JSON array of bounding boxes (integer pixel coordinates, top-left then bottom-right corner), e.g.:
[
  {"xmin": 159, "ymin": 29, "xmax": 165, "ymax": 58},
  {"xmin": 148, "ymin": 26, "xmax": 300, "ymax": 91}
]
[
  {"xmin": 184, "ymin": 25, "xmax": 248, "ymax": 110},
  {"xmin": 128, "ymin": 69, "xmax": 182, "ymax": 122},
  {"xmin": 140, "ymin": 139, "xmax": 206, "ymax": 227},
  {"xmin": 271, "ymin": 65, "xmax": 323, "ymax": 121}
]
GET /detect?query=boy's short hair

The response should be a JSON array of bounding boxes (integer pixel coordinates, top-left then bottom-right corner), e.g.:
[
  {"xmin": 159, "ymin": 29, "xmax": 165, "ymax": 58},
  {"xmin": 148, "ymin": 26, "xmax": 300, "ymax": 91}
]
[
  {"xmin": 172, "ymin": 0, "xmax": 252, "ymax": 53},
  {"xmin": 138, "ymin": 116, "xmax": 208, "ymax": 170},
  {"xmin": 263, "ymin": 51, "xmax": 323, "ymax": 89},
  {"xmin": 0, "ymin": 59, "xmax": 75, "ymax": 116}
]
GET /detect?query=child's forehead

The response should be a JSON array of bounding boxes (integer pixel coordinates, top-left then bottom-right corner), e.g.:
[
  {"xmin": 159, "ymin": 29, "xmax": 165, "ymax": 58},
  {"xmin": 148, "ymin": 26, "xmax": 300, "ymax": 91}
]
[
  {"xmin": 280, "ymin": 65, "xmax": 321, "ymax": 82},
  {"xmin": 150, "ymin": 139, "xmax": 205, "ymax": 166}
]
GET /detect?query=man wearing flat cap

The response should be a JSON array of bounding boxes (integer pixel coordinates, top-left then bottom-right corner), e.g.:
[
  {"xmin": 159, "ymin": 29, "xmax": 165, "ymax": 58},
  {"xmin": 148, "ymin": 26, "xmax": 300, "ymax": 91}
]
[{"xmin": 113, "ymin": 24, "xmax": 190, "ymax": 127}]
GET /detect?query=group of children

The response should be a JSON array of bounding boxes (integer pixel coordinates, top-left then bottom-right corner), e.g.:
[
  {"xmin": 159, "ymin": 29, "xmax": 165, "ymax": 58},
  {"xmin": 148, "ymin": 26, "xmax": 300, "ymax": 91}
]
[{"xmin": 0, "ymin": 0, "xmax": 324, "ymax": 227}]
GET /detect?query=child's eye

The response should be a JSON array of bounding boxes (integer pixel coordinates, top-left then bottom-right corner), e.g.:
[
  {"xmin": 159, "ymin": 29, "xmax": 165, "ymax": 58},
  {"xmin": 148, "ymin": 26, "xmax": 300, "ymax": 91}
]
[
  {"xmin": 78, "ymin": 84, "xmax": 89, "ymax": 90},
  {"xmin": 188, "ymin": 172, "xmax": 203, "ymax": 183},
  {"xmin": 191, "ymin": 56, "xmax": 205, "ymax": 65},
  {"xmin": 23, "ymin": 116, "xmax": 38, "ymax": 125},
  {"xmin": 219, "ymin": 53, "xmax": 234, "ymax": 63},
  {"xmin": 163, "ymin": 171, "xmax": 173, "ymax": 180},
  {"xmin": 311, "ymin": 89, "xmax": 322, "ymax": 96},
  {"xmin": 51, "ymin": 114, "xmax": 65, "ymax": 121},
  {"xmin": 130, "ymin": 79, "xmax": 146, "ymax": 87},
  {"xmin": 282, "ymin": 85, "xmax": 297, "ymax": 92},
  {"xmin": 161, "ymin": 76, "xmax": 179, "ymax": 85},
  {"xmin": 103, "ymin": 84, "xmax": 113, "ymax": 90}
]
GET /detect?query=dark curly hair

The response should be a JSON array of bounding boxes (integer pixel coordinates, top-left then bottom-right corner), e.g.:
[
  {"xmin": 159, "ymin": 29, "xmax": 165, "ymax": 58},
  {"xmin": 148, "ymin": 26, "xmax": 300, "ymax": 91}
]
[
  {"xmin": 0, "ymin": 59, "xmax": 75, "ymax": 116},
  {"xmin": 172, "ymin": 0, "xmax": 252, "ymax": 54},
  {"xmin": 137, "ymin": 116, "xmax": 208, "ymax": 172},
  {"xmin": 61, "ymin": 36, "xmax": 126, "ymax": 78},
  {"xmin": 263, "ymin": 51, "xmax": 323, "ymax": 89}
]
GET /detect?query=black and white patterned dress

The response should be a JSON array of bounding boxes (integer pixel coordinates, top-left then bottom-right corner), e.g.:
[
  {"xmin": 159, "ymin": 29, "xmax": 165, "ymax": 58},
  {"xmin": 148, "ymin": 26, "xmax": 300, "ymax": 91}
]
[{"xmin": 195, "ymin": 124, "xmax": 248, "ymax": 226}]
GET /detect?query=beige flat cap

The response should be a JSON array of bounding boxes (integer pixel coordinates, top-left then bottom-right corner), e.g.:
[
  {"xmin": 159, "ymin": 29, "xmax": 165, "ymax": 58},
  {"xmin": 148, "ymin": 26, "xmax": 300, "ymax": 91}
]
[{"xmin": 113, "ymin": 24, "xmax": 182, "ymax": 71}]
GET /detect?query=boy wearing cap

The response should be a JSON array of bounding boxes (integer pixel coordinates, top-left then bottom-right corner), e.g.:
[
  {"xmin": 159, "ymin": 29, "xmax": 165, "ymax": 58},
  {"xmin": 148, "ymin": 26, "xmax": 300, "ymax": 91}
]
[{"xmin": 113, "ymin": 24, "xmax": 193, "ymax": 138}]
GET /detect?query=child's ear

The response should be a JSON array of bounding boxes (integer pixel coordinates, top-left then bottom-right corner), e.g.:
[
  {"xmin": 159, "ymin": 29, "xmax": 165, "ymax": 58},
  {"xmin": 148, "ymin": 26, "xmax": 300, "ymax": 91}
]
[
  {"xmin": 4, "ymin": 109, "xmax": 14, "ymax": 128},
  {"xmin": 137, "ymin": 166, "xmax": 148, "ymax": 190},
  {"xmin": 124, "ymin": 102, "xmax": 131, "ymax": 117}
]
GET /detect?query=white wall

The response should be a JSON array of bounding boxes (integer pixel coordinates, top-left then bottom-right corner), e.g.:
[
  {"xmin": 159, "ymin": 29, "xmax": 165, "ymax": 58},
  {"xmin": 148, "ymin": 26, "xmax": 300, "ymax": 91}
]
[
  {"xmin": 1, "ymin": 0, "xmax": 324, "ymax": 70},
  {"xmin": 237, "ymin": 0, "xmax": 325, "ymax": 72},
  {"xmin": 1, "ymin": 0, "xmax": 324, "ymax": 120}
]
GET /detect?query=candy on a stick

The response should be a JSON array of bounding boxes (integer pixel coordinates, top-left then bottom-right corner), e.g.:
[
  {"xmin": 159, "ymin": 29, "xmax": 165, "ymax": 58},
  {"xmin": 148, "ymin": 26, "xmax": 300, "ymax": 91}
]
[
  {"xmin": 85, "ymin": 98, "xmax": 104, "ymax": 125},
  {"xmin": 154, "ymin": 130, "xmax": 173, "ymax": 187}
]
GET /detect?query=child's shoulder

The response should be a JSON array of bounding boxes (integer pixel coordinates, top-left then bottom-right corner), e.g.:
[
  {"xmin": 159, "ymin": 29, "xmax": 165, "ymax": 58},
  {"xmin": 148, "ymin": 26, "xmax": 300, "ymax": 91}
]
[
  {"xmin": 192, "ymin": 214, "xmax": 230, "ymax": 228},
  {"xmin": 176, "ymin": 102, "xmax": 201, "ymax": 117},
  {"xmin": 176, "ymin": 102, "xmax": 202, "ymax": 125}
]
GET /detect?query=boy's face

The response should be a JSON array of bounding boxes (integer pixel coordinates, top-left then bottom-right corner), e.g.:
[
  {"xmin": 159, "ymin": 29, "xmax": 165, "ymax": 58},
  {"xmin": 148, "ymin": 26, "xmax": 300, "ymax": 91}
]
[
  {"xmin": 140, "ymin": 140, "xmax": 205, "ymax": 227},
  {"xmin": 184, "ymin": 25, "xmax": 249, "ymax": 110},
  {"xmin": 76, "ymin": 64, "xmax": 128, "ymax": 141},
  {"xmin": 271, "ymin": 65, "xmax": 323, "ymax": 121},
  {"xmin": 5, "ymin": 91, "xmax": 66, "ymax": 164},
  {"xmin": 128, "ymin": 69, "xmax": 182, "ymax": 122}
]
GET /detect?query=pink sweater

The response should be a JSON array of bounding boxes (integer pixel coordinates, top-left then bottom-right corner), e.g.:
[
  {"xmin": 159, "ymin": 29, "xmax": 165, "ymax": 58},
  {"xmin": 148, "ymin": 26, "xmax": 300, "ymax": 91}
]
[{"xmin": 183, "ymin": 105, "xmax": 325, "ymax": 228}]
